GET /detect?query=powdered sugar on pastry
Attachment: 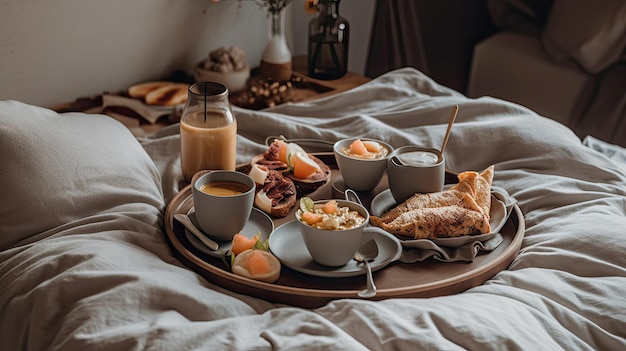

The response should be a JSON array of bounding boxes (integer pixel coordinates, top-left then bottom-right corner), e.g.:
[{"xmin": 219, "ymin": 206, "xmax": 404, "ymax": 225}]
[
  {"xmin": 370, "ymin": 205, "xmax": 490, "ymax": 239},
  {"xmin": 370, "ymin": 165, "xmax": 495, "ymax": 239}
]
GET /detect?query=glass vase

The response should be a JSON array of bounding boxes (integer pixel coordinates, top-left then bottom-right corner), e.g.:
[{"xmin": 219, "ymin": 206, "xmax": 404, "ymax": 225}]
[
  {"xmin": 260, "ymin": 10, "xmax": 293, "ymax": 82},
  {"xmin": 307, "ymin": 0, "xmax": 350, "ymax": 80}
]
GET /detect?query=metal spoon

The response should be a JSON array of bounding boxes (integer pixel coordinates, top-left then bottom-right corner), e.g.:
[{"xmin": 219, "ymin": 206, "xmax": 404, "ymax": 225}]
[
  {"xmin": 354, "ymin": 239, "xmax": 379, "ymax": 298},
  {"xmin": 174, "ymin": 213, "xmax": 219, "ymax": 251}
]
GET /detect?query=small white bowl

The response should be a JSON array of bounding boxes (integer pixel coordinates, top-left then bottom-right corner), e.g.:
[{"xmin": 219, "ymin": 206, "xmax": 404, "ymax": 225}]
[
  {"xmin": 296, "ymin": 199, "xmax": 369, "ymax": 266},
  {"xmin": 193, "ymin": 63, "xmax": 250, "ymax": 93}
]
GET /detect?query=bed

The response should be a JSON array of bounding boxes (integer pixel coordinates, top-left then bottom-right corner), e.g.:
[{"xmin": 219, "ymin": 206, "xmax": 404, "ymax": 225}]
[{"xmin": 1, "ymin": 68, "xmax": 625, "ymax": 350}]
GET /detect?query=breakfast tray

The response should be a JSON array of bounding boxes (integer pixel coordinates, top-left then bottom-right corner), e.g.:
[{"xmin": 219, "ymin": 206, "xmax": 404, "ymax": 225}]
[{"xmin": 164, "ymin": 153, "xmax": 525, "ymax": 308}]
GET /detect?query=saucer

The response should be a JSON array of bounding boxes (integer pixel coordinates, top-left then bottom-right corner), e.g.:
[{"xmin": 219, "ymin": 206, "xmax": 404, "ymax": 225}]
[
  {"xmin": 370, "ymin": 189, "xmax": 508, "ymax": 248},
  {"xmin": 185, "ymin": 207, "xmax": 274, "ymax": 258},
  {"xmin": 268, "ymin": 221, "xmax": 402, "ymax": 278}
]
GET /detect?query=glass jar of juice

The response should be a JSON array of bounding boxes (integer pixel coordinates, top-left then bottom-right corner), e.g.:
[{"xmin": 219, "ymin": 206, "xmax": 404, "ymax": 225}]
[{"xmin": 180, "ymin": 82, "xmax": 237, "ymax": 183}]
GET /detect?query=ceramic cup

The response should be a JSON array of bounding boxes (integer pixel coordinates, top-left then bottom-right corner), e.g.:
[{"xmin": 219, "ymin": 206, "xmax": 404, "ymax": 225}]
[
  {"xmin": 192, "ymin": 170, "xmax": 255, "ymax": 241},
  {"xmin": 387, "ymin": 146, "xmax": 445, "ymax": 204},
  {"xmin": 297, "ymin": 199, "xmax": 369, "ymax": 267},
  {"xmin": 333, "ymin": 138, "xmax": 394, "ymax": 192}
]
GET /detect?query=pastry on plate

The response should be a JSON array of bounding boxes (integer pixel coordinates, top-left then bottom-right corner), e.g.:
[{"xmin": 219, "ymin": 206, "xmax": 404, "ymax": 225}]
[{"xmin": 370, "ymin": 165, "xmax": 494, "ymax": 239}]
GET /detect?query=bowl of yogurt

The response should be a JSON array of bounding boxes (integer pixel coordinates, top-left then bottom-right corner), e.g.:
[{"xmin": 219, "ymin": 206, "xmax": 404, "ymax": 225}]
[{"xmin": 387, "ymin": 146, "xmax": 445, "ymax": 203}]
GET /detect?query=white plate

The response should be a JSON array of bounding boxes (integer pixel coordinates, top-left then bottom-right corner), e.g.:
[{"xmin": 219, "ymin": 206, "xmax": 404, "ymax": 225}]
[
  {"xmin": 269, "ymin": 221, "xmax": 402, "ymax": 278},
  {"xmin": 370, "ymin": 189, "xmax": 508, "ymax": 248},
  {"xmin": 185, "ymin": 207, "xmax": 274, "ymax": 258}
]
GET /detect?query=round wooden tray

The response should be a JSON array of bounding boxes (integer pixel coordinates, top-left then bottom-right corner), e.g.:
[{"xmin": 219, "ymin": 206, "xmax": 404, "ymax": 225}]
[{"xmin": 164, "ymin": 156, "xmax": 525, "ymax": 308}]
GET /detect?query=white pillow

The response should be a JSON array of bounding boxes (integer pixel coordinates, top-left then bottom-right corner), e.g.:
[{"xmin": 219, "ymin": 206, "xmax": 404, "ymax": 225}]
[
  {"xmin": 542, "ymin": 0, "xmax": 626, "ymax": 74},
  {"xmin": 0, "ymin": 101, "xmax": 163, "ymax": 250}
]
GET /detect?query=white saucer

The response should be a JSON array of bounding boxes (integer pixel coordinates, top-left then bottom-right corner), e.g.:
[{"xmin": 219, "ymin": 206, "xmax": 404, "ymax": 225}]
[
  {"xmin": 185, "ymin": 207, "xmax": 274, "ymax": 258},
  {"xmin": 268, "ymin": 221, "xmax": 402, "ymax": 278},
  {"xmin": 370, "ymin": 189, "xmax": 508, "ymax": 248}
]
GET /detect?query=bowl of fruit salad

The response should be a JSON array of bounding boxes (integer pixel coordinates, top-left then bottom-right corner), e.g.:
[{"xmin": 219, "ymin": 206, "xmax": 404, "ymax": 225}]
[
  {"xmin": 333, "ymin": 138, "xmax": 393, "ymax": 192},
  {"xmin": 296, "ymin": 197, "xmax": 369, "ymax": 266}
]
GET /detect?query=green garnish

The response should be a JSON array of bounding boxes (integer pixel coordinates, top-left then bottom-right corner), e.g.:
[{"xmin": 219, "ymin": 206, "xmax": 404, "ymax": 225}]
[
  {"xmin": 300, "ymin": 197, "xmax": 314, "ymax": 212},
  {"xmin": 254, "ymin": 236, "xmax": 270, "ymax": 251}
]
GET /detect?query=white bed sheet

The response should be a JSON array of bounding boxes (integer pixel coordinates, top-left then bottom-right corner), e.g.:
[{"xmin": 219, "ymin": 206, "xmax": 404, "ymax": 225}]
[{"xmin": 2, "ymin": 68, "xmax": 626, "ymax": 350}]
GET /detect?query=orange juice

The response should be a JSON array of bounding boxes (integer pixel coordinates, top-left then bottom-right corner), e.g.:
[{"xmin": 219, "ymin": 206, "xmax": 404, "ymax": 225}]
[{"xmin": 181, "ymin": 109, "xmax": 237, "ymax": 182}]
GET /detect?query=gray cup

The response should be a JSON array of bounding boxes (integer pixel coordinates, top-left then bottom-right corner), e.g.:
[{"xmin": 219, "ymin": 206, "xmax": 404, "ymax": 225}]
[
  {"xmin": 387, "ymin": 146, "xmax": 445, "ymax": 204},
  {"xmin": 297, "ymin": 199, "xmax": 369, "ymax": 266},
  {"xmin": 192, "ymin": 170, "xmax": 255, "ymax": 241},
  {"xmin": 333, "ymin": 138, "xmax": 394, "ymax": 192}
]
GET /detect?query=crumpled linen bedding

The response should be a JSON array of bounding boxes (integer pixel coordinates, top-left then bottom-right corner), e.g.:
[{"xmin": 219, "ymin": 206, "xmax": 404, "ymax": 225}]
[{"xmin": 1, "ymin": 68, "xmax": 625, "ymax": 350}]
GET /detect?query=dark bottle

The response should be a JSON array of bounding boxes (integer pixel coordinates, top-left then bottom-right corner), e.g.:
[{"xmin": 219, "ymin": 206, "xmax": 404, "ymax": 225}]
[{"xmin": 307, "ymin": 0, "xmax": 350, "ymax": 80}]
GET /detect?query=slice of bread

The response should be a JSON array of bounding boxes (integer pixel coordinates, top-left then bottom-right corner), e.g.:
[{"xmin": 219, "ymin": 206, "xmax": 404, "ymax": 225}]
[
  {"xmin": 128, "ymin": 81, "xmax": 173, "ymax": 99},
  {"xmin": 144, "ymin": 83, "xmax": 189, "ymax": 106}
]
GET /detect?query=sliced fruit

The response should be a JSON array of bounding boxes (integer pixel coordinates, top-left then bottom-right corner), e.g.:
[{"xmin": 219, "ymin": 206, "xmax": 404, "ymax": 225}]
[
  {"xmin": 363, "ymin": 140, "xmax": 382, "ymax": 153},
  {"xmin": 231, "ymin": 233, "xmax": 259, "ymax": 256},
  {"xmin": 247, "ymin": 250, "xmax": 273, "ymax": 276},
  {"xmin": 291, "ymin": 152, "xmax": 321, "ymax": 179},
  {"xmin": 286, "ymin": 143, "xmax": 307, "ymax": 169},
  {"xmin": 276, "ymin": 140, "xmax": 289, "ymax": 163},
  {"xmin": 349, "ymin": 139, "xmax": 369, "ymax": 155},
  {"xmin": 300, "ymin": 197, "xmax": 315, "ymax": 212},
  {"xmin": 300, "ymin": 211, "xmax": 323, "ymax": 225},
  {"xmin": 321, "ymin": 200, "xmax": 337, "ymax": 214},
  {"xmin": 232, "ymin": 249, "xmax": 281, "ymax": 283}
]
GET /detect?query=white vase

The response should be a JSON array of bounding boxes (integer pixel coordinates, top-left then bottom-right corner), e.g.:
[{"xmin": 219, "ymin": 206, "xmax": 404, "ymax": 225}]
[{"xmin": 260, "ymin": 10, "xmax": 292, "ymax": 82}]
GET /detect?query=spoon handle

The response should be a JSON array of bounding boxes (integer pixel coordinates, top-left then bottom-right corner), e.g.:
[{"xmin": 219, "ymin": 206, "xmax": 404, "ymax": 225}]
[
  {"xmin": 359, "ymin": 261, "xmax": 377, "ymax": 298},
  {"xmin": 174, "ymin": 214, "xmax": 219, "ymax": 251},
  {"xmin": 365, "ymin": 262, "xmax": 376, "ymax": 293},
  {"xmin": 440, "ymin": 105, "xmax": 458, "ymax": 157}
]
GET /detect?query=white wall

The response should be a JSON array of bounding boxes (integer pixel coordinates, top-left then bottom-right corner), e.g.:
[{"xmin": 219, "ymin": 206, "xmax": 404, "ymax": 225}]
[{"xmin": 0, "ymin": 0, "xmax": 374, "ymax": 108}]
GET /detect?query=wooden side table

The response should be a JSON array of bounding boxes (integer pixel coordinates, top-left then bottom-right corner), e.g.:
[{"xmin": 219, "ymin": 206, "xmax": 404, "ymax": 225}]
[
  {"xmin": 51, "ymin": 56, "xmax": 370, "ymax": 136},
  {"xmin": 291, "ymin": 55, "xmax": 371, "ymax": 101}
]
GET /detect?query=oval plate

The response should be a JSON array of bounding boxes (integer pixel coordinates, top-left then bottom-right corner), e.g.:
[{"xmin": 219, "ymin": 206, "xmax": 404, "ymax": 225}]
[{"xmin": 370, "ymin": 189, "xmax": 508, "ymax": 247}]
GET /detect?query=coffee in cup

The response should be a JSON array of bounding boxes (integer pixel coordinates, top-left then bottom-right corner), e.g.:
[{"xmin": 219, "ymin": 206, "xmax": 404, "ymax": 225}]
[{"xmin": 192, "ymin": 170, "xmax": 255, "ymax": 241}]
